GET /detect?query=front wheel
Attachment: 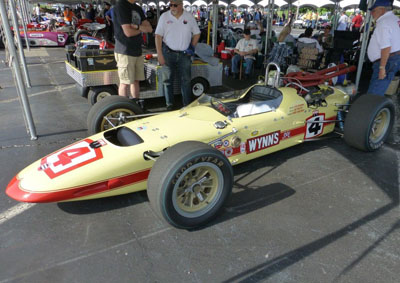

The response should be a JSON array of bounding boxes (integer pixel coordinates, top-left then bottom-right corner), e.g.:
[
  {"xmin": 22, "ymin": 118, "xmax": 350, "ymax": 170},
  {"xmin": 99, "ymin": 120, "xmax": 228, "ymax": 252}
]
[
  {"xmin": 87, "ymin": 96, "xmax": 143, "ymax": 135},
  {"xmin": 147, "ymin": 141, "xmax": 233, "ymax": 229},
  {"xmin": 344, "ymin": 95, "xmax": 395, "ymax": 151}
]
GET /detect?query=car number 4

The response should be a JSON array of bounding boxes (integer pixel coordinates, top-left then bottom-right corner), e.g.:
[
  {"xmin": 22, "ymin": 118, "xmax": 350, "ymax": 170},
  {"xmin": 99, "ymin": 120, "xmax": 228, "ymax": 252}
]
[
  {"xmin": 305, "ymin": 115, "xmax": 324, "ymax": 139},
  {"xmin": 40, "ymin": 139, "xmax": 103, "ymax": 179}
]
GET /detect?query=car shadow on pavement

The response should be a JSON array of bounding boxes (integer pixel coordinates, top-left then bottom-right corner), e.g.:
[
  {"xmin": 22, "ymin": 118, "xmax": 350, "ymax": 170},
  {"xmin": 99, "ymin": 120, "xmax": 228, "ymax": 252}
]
[
  {"xmin": 57, "ymin": 190, "xmax": 148, "ymax": 214},
  {"xmin": 212, "ymin": 183, "xmax": 296, "ymax": 226}
]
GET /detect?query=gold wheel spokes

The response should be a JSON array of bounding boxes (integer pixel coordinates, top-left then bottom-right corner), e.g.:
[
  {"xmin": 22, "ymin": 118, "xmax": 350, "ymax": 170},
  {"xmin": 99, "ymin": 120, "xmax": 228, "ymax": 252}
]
[
  {"xmin": 370, "ymin": 108, "xmax": 390, "ymax": 143},
  {"xmin": 100, "ymin": 108, "xmax": 135, "ymax": 131},
  {"xmin": 175, "ymin": 164, "xmax": 220, "ymax": 214}
]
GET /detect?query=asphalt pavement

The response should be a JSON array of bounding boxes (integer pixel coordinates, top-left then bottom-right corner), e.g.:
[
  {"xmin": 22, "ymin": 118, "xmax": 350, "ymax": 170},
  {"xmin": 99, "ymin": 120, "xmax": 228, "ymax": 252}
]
[{"xmin": 0, "ymin": 46, "xmax": 399, "ymax": 283}]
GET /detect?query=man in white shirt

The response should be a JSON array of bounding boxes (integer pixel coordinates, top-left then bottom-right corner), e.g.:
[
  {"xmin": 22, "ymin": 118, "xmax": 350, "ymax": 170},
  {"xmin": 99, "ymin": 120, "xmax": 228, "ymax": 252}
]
[
  {"xmin": 297, "ymin": 27, "xmax": 323, "ymax": 53},
  {"xmin": 35, "ymin": 4, "xmax": 41, "ymax": 22},
  {"xmin": 337, "ymin": 11, "xmax": 348, "ymax": 31},
  {"xmin": 155, "ymin": 0, "xmax": 200, "ymax": 110},
  {"xmin": 367, "ymin": 0, "xmax": 400, "ymax": 96},
  {"xmin": 231, "ymin": 29, "xmax": 258, "ymax": 79}
]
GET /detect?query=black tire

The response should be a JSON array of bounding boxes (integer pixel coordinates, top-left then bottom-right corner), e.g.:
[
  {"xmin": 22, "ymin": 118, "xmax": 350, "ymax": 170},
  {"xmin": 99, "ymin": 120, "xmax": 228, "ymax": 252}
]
[
  {"xmin": 87, "ymin": 95, "xmax": 144, "ymax": 135},
  {"xmin": 87, "ymin": 85, "xmax": 118, "ymax": 105},
  {"xmin": 74, "ymin": 29, "xmax": 91, "ymax": 43},
  {"xmin": 75, "ymin": 84, "xmax": 89, "ymax": 98},
  {"xmin": 191, "ymin": 77, "xmax": 209, "ymax": 97},
  {"xmin": 147, "ymin": 141, "xmax": 233, "ymax": 229},
  {"xmin": 344, "ymin": 95, "xmax": 395, "ymax": 151}
]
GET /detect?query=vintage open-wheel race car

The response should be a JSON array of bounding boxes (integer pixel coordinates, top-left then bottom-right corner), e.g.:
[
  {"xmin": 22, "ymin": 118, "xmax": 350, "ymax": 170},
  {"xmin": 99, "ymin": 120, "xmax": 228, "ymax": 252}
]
[{"xmin": 6, "ymin": 63, "xmax": 395, "ymax": 229}]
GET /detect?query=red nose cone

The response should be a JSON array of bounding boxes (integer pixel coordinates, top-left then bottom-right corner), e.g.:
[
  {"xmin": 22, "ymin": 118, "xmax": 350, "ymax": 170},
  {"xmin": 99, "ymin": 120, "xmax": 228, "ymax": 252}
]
[{"xmin": 5, "ymin": 176, "xmax": 34, "ymax": 202}]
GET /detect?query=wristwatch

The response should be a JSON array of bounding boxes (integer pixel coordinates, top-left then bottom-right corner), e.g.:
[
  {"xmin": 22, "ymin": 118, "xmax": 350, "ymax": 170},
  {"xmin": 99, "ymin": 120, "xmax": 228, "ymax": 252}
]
[{"xmin": 379, "ymin": 66, "xmax": 385, "ymax": 70}]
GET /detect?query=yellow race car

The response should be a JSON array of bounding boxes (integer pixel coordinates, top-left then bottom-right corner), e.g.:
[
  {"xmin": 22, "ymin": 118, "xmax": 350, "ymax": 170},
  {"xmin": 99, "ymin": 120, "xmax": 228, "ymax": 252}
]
[{"xmin": 6, "ymin": 65, "xmax": 395, "ymax": 229}]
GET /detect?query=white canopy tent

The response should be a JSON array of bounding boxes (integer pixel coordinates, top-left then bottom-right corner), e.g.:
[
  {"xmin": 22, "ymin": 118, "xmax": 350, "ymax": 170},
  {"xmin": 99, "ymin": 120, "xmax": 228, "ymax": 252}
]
[
  {"xmin": 339, "ymin": 0, "xmax": 363, "ymax": 9},
  {"xmin": 191, "ymin": 0, "xmax": 208, "ymax": 7},
  {"xmin": 231, "ymin": 0, "xmax": 256, "ymax": 7},
  {"xmin": 207, "ymin": 1, "xmax": 228, "ymax": 6},
  {"xmin": 292, "ymin": 0, "xmax": 337, "ymax": 9},
  {"xmin": 257, "ymin": 0, "xmax": 289, "ymax": 8}
]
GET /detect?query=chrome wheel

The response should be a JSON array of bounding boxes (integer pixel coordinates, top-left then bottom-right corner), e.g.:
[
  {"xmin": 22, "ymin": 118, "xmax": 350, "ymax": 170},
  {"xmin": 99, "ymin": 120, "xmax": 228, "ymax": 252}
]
[
  {"xmin": 172, "ymin": 162, "xmax": 223, "ymax": 218},
  {"xmin": 100, "ymin": 108, "xmax": 135, "ymax": 132},
  {"xmin": 370, "ymin": 108, "xmax": 390, "ymax": 144}
]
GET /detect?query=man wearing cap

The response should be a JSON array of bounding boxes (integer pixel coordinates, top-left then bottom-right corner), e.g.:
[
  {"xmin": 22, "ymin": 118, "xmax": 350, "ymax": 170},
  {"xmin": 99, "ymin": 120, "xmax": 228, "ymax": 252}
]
[
  {"xmin": 231, "ymin": 29, "xmax": 258, "ymax": 79},
  {"xmin": 367, "ymin": 0, "xmax": 400, "ymax": 96},
  {"xmin": 155, "ymin": 0, "xmax": 200, "ymax": 111},
  {"xmin": 113, "ymin": 0, "xmax": 152, "ymax": 100}
]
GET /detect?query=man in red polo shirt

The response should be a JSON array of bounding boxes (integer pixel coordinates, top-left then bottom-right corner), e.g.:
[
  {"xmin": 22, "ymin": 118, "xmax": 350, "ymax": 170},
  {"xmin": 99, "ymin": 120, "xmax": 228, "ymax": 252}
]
[{"xmin": 351, "ymin": 11, "xmax": 363, "ymax": 32}]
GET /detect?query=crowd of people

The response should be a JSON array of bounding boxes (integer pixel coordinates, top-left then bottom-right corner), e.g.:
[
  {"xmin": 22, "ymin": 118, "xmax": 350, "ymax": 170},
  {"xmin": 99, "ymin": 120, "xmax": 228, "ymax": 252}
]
[{"xmin": 34, "ymin": 0, "xmax": 400, "ymax": 105}]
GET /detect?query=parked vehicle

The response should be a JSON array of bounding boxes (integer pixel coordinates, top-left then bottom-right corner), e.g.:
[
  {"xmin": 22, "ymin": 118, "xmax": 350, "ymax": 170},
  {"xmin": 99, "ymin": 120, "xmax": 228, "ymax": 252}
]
[{"xmin": 6, "ymin": 63, "xmax": 395, "ymax": 229}]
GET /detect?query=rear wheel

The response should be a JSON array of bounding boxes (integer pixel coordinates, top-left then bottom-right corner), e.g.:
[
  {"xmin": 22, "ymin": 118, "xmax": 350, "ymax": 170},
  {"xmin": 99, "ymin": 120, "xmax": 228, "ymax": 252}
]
[
  {"xmin": 87, "ymin": 85, "xmax": 117, "ymax": 105},
  {"xmin": 344, "ymin": 95, "xmax": 395, "ymax": 151},
  {"xmin": 147, "ymin": 141, "xmax": 233, "ymax": 229},
  {"xmin": 87, "ymin": 96, "xmax": 143, "ymax": 135},
  {"xmin": 191, "ymin": 77, "xmax": 209, "ymax": 97}
]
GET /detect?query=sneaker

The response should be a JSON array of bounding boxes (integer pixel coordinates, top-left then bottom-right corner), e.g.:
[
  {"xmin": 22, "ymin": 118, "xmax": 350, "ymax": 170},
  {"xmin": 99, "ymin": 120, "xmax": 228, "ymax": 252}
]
[{"xmin": 166, "ymin": 105, "xmax": 174, "ymax": 111}]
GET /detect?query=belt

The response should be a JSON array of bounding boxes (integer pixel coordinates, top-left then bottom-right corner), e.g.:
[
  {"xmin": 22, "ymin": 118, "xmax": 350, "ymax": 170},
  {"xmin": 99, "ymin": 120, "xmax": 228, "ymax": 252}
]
[
  {"xmin": 372, "ymin": 50, "xmax": 400, "ymax": 64},
  {"xmin": 165, "ymin": 45, "xmax": 184, "ymax": 54}
]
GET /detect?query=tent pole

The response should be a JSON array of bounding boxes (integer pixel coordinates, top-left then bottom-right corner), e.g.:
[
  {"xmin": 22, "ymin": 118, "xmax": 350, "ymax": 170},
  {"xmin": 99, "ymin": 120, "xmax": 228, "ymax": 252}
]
[
  {"xmin": 0, "ymin": 0, "xmax": 37, "ymax": 139},
  {"xmin": 355, "ymin": 0, "xmax": 373, "ymax": 94},
  {"xmin": 212, "ymin": 0, "xmax": 218, "ymax": 52},
  {"xmin": 264, "ymin": 0, "xmax": 271, "ymax": 57},
  {"xmin": 18, "ymin": 0, "xmax": 30, "ymax": 51},
  {"xmin": 9, "ymin": 0, "xmax": 31, "ymax": 88}
]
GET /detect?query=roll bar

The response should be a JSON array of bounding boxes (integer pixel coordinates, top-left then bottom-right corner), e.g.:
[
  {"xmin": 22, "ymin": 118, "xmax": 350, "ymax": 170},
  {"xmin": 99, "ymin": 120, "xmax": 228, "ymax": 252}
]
[{"xmin": 265, "ymin": 62, "xmax": 281, "ymax": 88}]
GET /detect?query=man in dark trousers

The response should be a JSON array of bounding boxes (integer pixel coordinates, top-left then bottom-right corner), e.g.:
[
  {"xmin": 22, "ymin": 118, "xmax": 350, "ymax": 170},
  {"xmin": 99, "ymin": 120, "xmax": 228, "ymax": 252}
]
[
  {"xmin": 367, "ymin": 0, "xmax": 400, "ymax": 96},
  {"xmin": 113, "ymin": 0, "xmax": 152, "ymax": 100},
  {"xmin": 155, "ymin": 0, "xmax": 200, "ymax": 110}
]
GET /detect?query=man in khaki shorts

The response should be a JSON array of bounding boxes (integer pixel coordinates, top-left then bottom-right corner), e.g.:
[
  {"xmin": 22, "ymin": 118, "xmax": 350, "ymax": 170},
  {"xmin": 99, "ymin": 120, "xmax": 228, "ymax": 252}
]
[{"xmin": 113, "ymin": 0, "xmax": 152, "ymax": 99}]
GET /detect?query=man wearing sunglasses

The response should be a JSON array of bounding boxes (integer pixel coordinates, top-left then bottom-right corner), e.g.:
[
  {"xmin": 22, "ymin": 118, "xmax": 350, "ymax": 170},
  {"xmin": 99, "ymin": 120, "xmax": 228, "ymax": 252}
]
[
  {"xmin": 155, "ymin": 0, "xmax": 201, "ymax": 111},
  {"xmin": 113, "ymin": 0, "xmax": 152, "ymax": 101}
]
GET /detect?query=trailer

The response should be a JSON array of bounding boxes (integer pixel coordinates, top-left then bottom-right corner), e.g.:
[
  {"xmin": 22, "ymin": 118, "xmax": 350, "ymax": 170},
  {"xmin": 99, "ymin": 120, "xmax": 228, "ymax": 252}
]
[{"xmin": 65, "ymin": 47, "xmax": 223, "ymax": 105}]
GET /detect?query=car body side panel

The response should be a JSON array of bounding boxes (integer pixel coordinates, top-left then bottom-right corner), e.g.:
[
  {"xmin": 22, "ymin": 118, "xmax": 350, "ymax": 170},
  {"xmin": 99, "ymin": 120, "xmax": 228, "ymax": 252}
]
[{"xmin": 7, "ymin": 85, "xmax": 350, "ymax": 202}]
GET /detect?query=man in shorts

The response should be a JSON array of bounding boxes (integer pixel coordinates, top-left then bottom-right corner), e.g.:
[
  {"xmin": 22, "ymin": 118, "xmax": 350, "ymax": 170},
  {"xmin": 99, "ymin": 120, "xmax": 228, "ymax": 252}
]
[{"xmin": 113, "ymin": 0, "xmax": 152, "ymax": 100}]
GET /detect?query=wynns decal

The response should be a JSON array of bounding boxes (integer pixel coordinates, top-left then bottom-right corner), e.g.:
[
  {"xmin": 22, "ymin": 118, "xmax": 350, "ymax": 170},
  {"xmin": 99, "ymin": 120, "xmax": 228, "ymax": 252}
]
[{"xmin": 246, "ymin": 131, "xmax": 280, "ymax": 153}]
